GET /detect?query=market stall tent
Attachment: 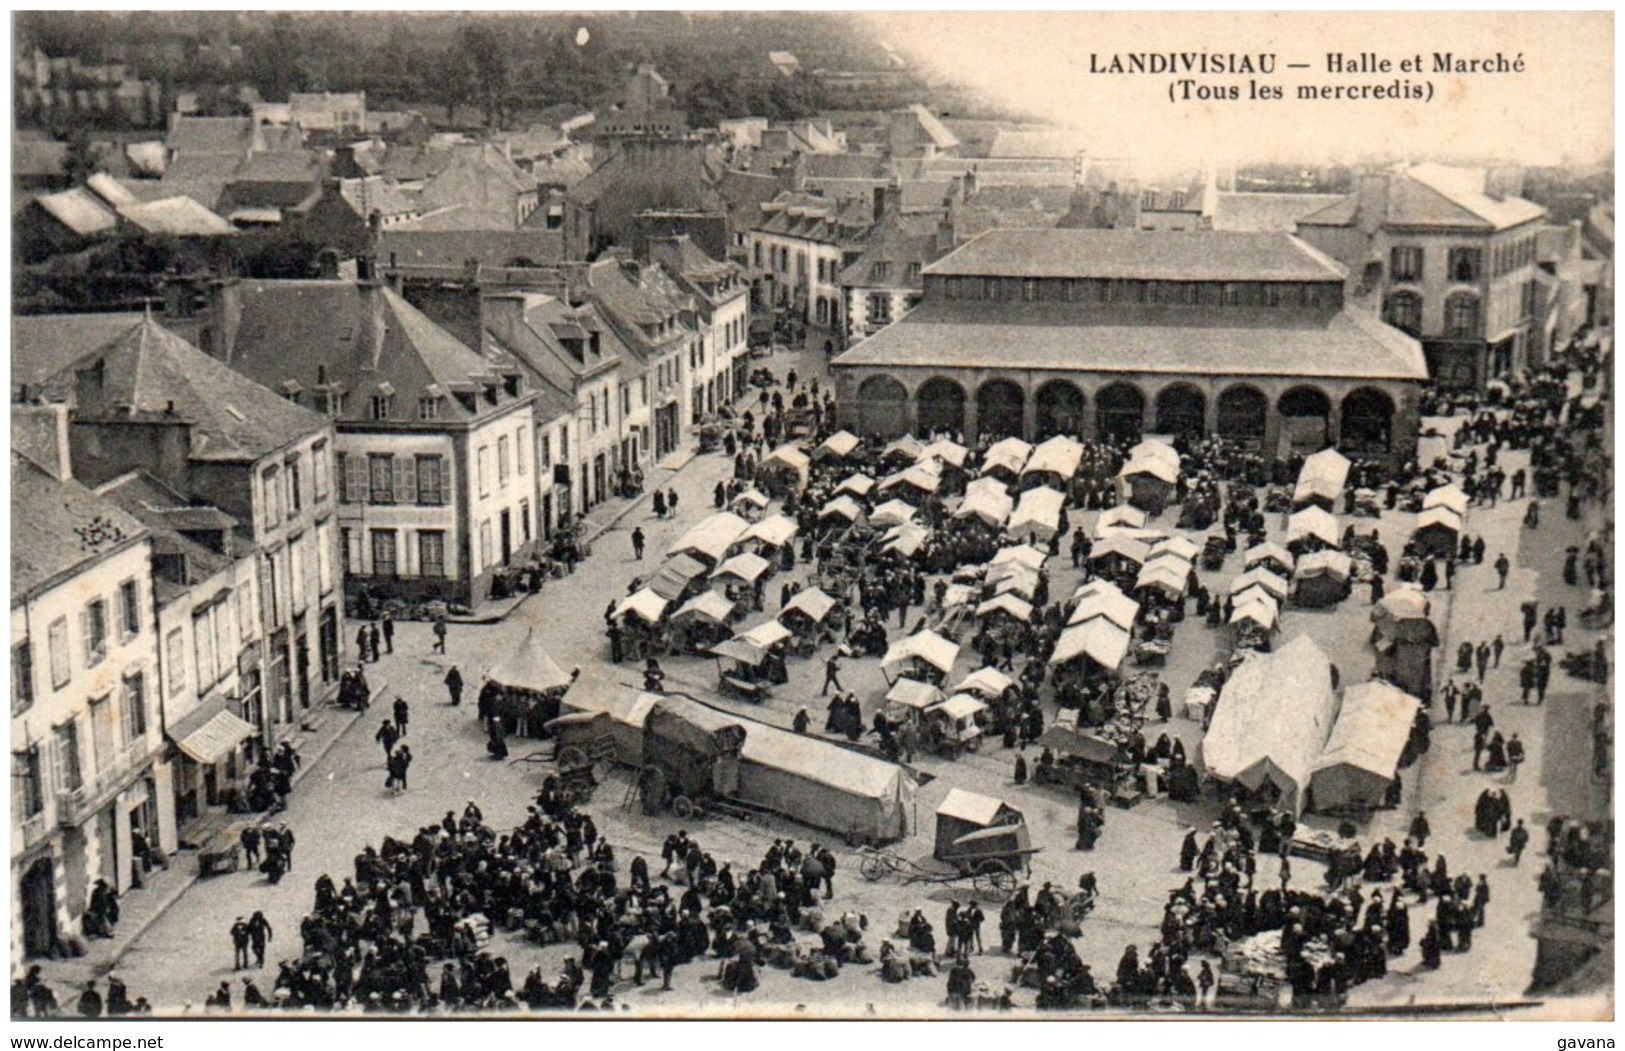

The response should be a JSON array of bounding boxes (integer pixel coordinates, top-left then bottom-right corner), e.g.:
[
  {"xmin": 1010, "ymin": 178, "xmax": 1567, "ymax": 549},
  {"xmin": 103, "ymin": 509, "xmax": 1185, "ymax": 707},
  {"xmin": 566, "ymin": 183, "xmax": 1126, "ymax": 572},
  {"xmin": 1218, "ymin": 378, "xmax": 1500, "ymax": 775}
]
[
  {"xmin": 871, "ymin": 498, "xmax": 918, "ymax": 527},
  {"xmin": 1293, "ymin": 550, "xmax": 1354, "ymax": 607},
  {"xmin": 736, "ymin": 513, "xmax": 798, "ymax": 552},
  {"xmin": 1422, "ymin": 484, "xmax": 1470, "ymax": 518},
  {"xmin": 1120, "ymin": 453, "xmax": 1180, "ymax": 514},
  {"xmin": 882, "ymin": 522, "xmax": 930, "ymax": 557},
  {"xmin": 953, "ymin": 666, "xmax": 1017, "ymax": 700},
  {"xmin": 712, "ymin": 551, "xmax": 773, "ymax": 586},
  {"xmin": 672, "ymin": 590, "xmax": 738, "ymax": 626},
  {"xmin": 834, "ymin": 473, "xmax": 876, "ymax": 498},
  {"xmin": 761, "ymin": 443, "xmax": 811, "ymax": 481},
  {"xmin": 886, "ymin": 677, "xmax": 945, "ymax": 711},
  {"xmin": 730, "ymin": 488, "xmax": 770, "ymax": 513},
  {"xmin": 1149, "ymin": 535, "xmax": 1202, "ymax": 564},
  {"xmin": 1023, "ymin": 435, "xmax": 1084, "ymax": 480},
  {"xmin": 1369, "ymin": 587, "xmax": 1439, "ymax": 697},
  {"xmin": 738, "ymin": 720, "xmax": 916, "ymax": 841},
  {"xmin": 1008, "ymin": 485, "xmax": 1065, "ymax": 540},
  {"xmin": 920, "ymin": 438, "xmax": 969, "ymax": 468},
  {"xmin": 976, "ymin": 594, "xmax": 1034, "ymax": 622},
  {"xmin": 557, "ymin": 673, "xmax": 664, "ymax": 765},
  {"xmin": 1244, "ymin": 542, "xmax": 1296, "ymax": 575},
  {"xmin": 1229, "ymin": 566, "xmax": 1289, "ymax": 601},
  {"xmin": 1136, "ymin": 558, "xmax": 1191, "ymax": 599},
  {"xmin": 1068, "ymin": 589, "xmax": 1139, "ymax": 631},
  {"xmin": 1411, "ymin": 506, "xmax": 1464, "ymax": 558},
  {"xmin": 934, "ymin": 788, "xmax": 1024, "ymax": 862},
  {"xmin": 615, "ymin": 588, "xmax": 670, "ymax": 625},
  {"xmin": 782, "ymin": 586, "xmax": 837, "ymax": 624},
  {"xmin": 737, "ymin": 619, "xmax": 792, "ymax": 650},
  {"xmin": 814, "ymin": 430, "xmax": 860, "ymax": 461},
  {"xmin": 882, "ymin": 435, "xmax": 927, "ymax": 463},
  {"xmin": 487, "ymin": 628, "xmax": 573, "ymax": 694},
  {"xmin": 1293, "ymin": 448, "xmax": 1351, "ymax": 510},
  {"xmin": 646, "ymin": 554, "xmax": 710, "ymax": 601},
  {"xmin": 882, "ymin": 630, "xmax": 961, "ymax": 677},
  {"xmin": 820, "ymin": 495, "xmax": 864, "ymax": 523},
  {"xmin": 1050, "ymin": 618, "xmax": 1132, "ymax": 674},
  {"xmin": 879, "ymin": 461, "xmax": 942, "ymax": 496},
  {"xmin": 1199, "ymin": 635, "xmax": 1338, "ymax": 816},
  {"xmin": 666, "ymin": 512, "xmax": 751, "ymax": 566},
  {"xmin": 982, "ymin": 437, "xmax": 1032, "ymax": 478},
  {"xmin": 1309, "ymin": 680, "xmax": 1420, "ymax": 812},
  {"xmin": 955, "ymin": 486, "xmax": 1014, "ymax": 528},
  {"xmin": 1286, "ymin": 507, "xmax": 1342, "ymax": 549},
  {"xmin": 991, "ymin": 544, "xmax": 1048, "ymax": 572}
]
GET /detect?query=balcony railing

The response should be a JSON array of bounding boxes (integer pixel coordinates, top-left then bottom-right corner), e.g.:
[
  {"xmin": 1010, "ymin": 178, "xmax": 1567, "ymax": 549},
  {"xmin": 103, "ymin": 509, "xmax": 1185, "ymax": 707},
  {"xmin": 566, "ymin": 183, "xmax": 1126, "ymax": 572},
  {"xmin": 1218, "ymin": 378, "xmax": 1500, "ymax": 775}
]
[{"xmin": 19, "ymin": 811, "xmax": 49, "ymax": 849}]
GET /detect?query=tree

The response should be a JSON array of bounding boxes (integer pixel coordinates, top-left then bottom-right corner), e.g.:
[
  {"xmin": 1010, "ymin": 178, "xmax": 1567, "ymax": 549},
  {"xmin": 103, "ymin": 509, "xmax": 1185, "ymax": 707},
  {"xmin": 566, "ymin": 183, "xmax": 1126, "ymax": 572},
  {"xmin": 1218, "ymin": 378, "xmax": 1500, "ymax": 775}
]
[
  {"xmin": 458, "ymin": 25, "xmax": 510, "ymax": 128},
  {"xmin": 59, "ymin": 123, "xmax": 99, "ymax": 184}
]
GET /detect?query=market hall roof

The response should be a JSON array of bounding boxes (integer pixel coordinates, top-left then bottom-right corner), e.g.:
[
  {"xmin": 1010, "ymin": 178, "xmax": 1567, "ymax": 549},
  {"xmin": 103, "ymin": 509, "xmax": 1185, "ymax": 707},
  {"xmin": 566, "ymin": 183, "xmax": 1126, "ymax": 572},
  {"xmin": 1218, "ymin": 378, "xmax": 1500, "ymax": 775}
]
[
  {"xmin": 832, "ymin": 299, "xmax": 1429, "ymax": 382},
  {"xmin": 922, "ymin": 229, "xmax": 1347, "ymax": 282}
]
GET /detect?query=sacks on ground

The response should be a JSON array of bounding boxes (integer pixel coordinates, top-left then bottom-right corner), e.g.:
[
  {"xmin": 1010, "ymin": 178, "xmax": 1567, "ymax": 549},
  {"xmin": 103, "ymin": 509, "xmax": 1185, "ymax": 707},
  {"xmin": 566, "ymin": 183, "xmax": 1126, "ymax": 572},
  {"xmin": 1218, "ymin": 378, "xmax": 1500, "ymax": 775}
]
[
  {"xmin": 909, "ymin": 952, "xmax": 938, "ymax": 977},
  {"xmin": 881, "ymin": 956, "xmax": 910, "ymax": 983},
  {"xmin": 800, "ymin": 907, "xmax": 825, "ymax": 932}
]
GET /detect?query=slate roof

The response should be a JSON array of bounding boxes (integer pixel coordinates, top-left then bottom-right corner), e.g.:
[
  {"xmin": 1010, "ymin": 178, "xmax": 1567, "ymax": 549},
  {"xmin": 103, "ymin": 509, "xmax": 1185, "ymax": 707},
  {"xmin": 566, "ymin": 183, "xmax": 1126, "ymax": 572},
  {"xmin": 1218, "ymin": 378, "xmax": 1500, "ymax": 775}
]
[
  {"xmin": 23, "ymin": 314, "xmax": 327, "ymax": 462},
  {"xmin": 166, "ymin": 115, "xmax": 256, "ymax": 157},
  {"xmin": 12, "ymin": 451, "xmax": 149, "ymax": 602},
  {"xmin": 1209, "ymin": 192, "xmax": 1348, "ymax": 233},
  {"xmin": 924, "ymin": 229, "xmax": 1347, "ymax": 282},
  {"xmin": 1298, "ymin": 164, "xmax": 1546, "ymax": 232},
  {"xmin": 12, "ymin": 312, "xmax": 145, "ymax": 390},
  {"xmin": 906, "ymin": 105, "xmax": 959, "ymax": 150},
  {"xmin": 96, "ymin": 471, "xmax": 238, "ymax": 598},
  {"xmin": 157, "ymin": 152, "xmax": 239, "ymax": 211},
  {"xmin": 335, "ymin": 176, "xmax": 419, "ymax": 220},
  {"xmin": 14, "ymin": 139, "xmax": 69, "ymax": 179},
  {"xmin": 753, "ymin": 191, "xmax": 873, "ymax": 243},
  {"xmin": 118, "ymin": 197, "xmax": 236, "ymax": 237},
  {"xmin": 34, "ymin": 187, "xmax": 118, "ymax": 236},
  {"xmin": 220, "ymin": 280, "xmax": 523, "ymax": 424},
  {"xmin": 230, "ymin": 150, "xmax": 326, "ymax": 186},
  {"xmin": 833, "ymin": 299, "xmax": 1428, "ymax": 381},
  {"xmin": 837, "ymin": 212, "xmax": 943, "ymax": 289}
]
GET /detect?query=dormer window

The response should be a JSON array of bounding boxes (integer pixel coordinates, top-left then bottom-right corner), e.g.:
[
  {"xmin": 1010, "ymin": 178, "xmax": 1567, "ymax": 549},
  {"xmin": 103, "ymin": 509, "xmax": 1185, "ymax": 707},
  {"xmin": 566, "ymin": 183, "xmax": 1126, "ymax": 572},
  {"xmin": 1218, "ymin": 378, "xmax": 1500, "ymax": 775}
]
[
  {"xmin": 871, "ymin": 261, "xmax": 889, "ymax": 281},
  {"xmin": 503, "ymin": 374, "xmax": 521, "ymax": 398},
  {"xmin": 370, "ymin": 394, "xmax": 393, "ymax": 420},
  {"xmin": 417, "ymin": 396, "xmax": 441, "ymax": 420},
  {"xmin": 455, "ymin": 392, "xmax": 477, "ymax": 414}
]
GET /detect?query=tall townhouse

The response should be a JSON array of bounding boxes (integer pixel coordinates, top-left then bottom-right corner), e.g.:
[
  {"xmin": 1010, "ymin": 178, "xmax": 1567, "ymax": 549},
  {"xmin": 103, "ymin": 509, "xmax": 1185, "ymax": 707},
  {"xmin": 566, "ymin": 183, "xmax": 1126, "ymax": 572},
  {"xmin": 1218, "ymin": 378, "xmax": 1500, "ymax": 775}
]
[{"xmin": 647, "ymin": 235, "xmax": 752, "ymax": 419}]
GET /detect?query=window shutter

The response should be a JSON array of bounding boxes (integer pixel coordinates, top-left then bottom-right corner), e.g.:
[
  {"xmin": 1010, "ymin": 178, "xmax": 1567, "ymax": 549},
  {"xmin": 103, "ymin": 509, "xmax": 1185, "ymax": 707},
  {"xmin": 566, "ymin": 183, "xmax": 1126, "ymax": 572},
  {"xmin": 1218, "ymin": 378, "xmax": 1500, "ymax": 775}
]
[
  {"xmin": 79, "ymin": 609, "xmax": 91, "ymax": 665},
  {"xmin": 395, "ymin": 457, "xmax": 417, "ymax": 505},
  {"xmin": 346, "ymin": 454, "xmax": 367, "ymax": 504}
]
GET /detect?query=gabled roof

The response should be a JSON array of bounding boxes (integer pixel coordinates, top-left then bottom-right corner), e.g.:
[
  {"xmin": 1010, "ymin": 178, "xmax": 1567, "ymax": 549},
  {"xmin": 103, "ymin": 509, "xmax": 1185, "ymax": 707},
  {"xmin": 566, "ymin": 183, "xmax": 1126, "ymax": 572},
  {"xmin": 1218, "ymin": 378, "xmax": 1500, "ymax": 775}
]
[
  {"xmin": 12, "ymin": 452, "xmax": 149, "ymax": 602},
  {"xmin": 14, "ymin": 139, "xmax": 68, "ymax": 179},
  {"xmin": 1399, "ymin": 163, "xmax": 1546, "ymax": 230},
  {"xmin": 156, "ymin": 151, "xmax": 239, "ymax": 211},
  {"xmin": 25, "ymin": 313, "xmax": 327, "ymax": 462},
  {"xmin": 166, "ymin": 115, "xmax": 255, "ymax": 156},
  {"xmin": 1210, "ymin": 192, "xmax": 1348, "ymax": 233},
  {"xmin": 33, "ymin": 187, "xmax": 118, "ymax": 236},
  {"xmin": 96, "ymin": 471, "xmax": 239, "ymax": 597},
  {"xmin": 220, "ymin": 280, "xmax": 524, "ymax": 424},
  {"xmin": 905, "ymin": 104, "xmax": 959, "ymax": 150},
  {"xmin": 925, "ymin": 229, "xmax": 1346, "ymax": 281},
  {"xmin": 229, "ymin": 150, "xmax": 326, "ymax": 186},
  {"xmin": 117, "ymin": 196, "xmax": 235, "ymax": 237},
  {"xmin": 333, "ymin": 175, "xmax": 419, "ymax": 220}
]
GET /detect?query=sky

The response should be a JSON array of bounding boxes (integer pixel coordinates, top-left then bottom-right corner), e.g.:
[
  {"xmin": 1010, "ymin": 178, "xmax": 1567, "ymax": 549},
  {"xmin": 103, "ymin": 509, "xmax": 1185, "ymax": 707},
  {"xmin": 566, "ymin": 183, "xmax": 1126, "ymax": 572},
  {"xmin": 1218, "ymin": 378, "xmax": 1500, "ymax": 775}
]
[{"xmin": 864, "ymin": 11, "xmax": 1613, "ymax": 173}]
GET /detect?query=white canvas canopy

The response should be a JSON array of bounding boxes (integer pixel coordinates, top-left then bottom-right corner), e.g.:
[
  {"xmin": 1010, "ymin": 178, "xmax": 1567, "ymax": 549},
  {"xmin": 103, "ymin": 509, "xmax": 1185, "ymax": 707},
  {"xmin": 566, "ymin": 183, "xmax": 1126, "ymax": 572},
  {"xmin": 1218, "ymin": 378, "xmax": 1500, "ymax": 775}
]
[
  {"xmin": 615, "ymin": 588, "xmax": 670, "ymax": 624},
  {"xmin": 835, "ymin": 473, "xmax": 876, "ymax": 498},
  {"xmin": 871, "ymin": 499, "xmax": 918, "ymax": 527},
  {"xmin": 820, "ymin": 495, "xmax": 864, "ymax": 522},
  {"xmin": 882, "ymin": 522, "xmax": 930, "ymax": 557},
  {"xmin": 955, "ymin": 486, "xmax": 1013, "ymax": 528},
  {"xmin": 1422, "ymin": 484, "xmax": 1470, "ymax": 518},
  {"xmin": 737, "ymin": 720, "xmax": 914, "ymax": 841},
  {"xmin": 1073, "ymin": 579, "xmax": 1130, "ymax": 603},
  {"xmin": 487, "ymin": 628, "xmax": 572, "ymax": 693},
  {"xmin": 1229, "ymin": 594, "xmax": 1280, "ymax": 630},
  {"xmin": 667, "ymin": 512, "xmax": 751, "ymax": 564},
  {"xmin": 988, "ymin": 563, "xmax": 1040, "ymax": 600},
  {"xmin": 1415, "ymin": 506, "xmax": 1464, "ymax": 534},
  {"xmin": 1024, "ymin": 435, "xmax": 1084, "ymax": 479},
  {"xmin": 814, "ymin": 430, "xmax": 860, "ymax": 461},
  {"xmin": 1120, "ymin": 455, "xmax": 1179, "ymax": 484},
  {"xmin": 1050, "ymin": 619, "xmax": 1131, "ymax": 671},
  {"xmin": 953, "ymin": 666, "xmax": 1017, "ymax": 700},
  {"xmin": 965, "ymin": 475, "xmax": 1010, "ymax": 501},
  {"xmin": 1245, "ymin": 541, "xmax": 1296, "ymax": 573},
  {"xmin": 935, "ymin": 695, "xmax": 987, "ymax": 722},
  {"xmin": 737, "ymin": 620, "xmax": 792, "ymax": 650},
  {"xmin": 782, "ymin": 586, "xmax": 837, "ymax": 624},
  {"xmin": 712, "ymin": 551, "xmax": 773, "ymax": 585},
  {"xmin": 991, "ymin": 544, "xmax": 1048, "ymax": 571},
  {"xmin": 672, "ymin": 590, "xmax": 737, "ymax": 625},
  {"xmin": 976, "ymin": 594, "xmax": 1034, "ymax": 621},
  {"xmin": 1287, "ymin": 507, "xmax": 1342, "ymax": 548},
  {"xmin": 762, "ymin": 443, "xmax": 812, "ymax": 477},
  {"xmin": 1296, "ymin": 549, "xmax": 1354, "ymax": 581},
  {"xmin": 982, "ymin": 437, "xmax": 1032, "ymax": 477},
  {"xmin": 919, "ymin": 438, "xmax": 969, "ymax": 468},
  {"xmin": 879, "ymin": 461, "xmax": 942, "ymax": 495},
  {"xmin": 1149, "ymin": 535, "xmax": 1202, "ymax": 563},
  {"xmin": 1309, "ymin": 680, "xmax": 1421, "ymax": 811},
  {"xmin": 556, "ymin": 674, "xmax": 663, "ymax": 765},
  {"xmin": 1008, "ymin": 485, "xmax": 1065, "ymax": 540},
  {"xmin": 731, "ymin": 488, "xmax": 770, "ymax": 511},
  {"xmin": 886, "ymin": 677, "xmax": 945, "ymax": 709},
  {"xmin": 1068, "ymin": 590, "xmax": 1139, "ymax": 631},
  {"xmin": 1293, "ymin": 448, "xmax": 1351, "ymax": 506},
  {"xmin": 882, "ymin": 630, "xmax": 960, "ymax": 675},
  {"xmin": 936, "ymin": 787, "xmax": 1009, "ymax": 827},
  {"xmin": 1094, "ymin": 505, "xmax": 1149, "ymax": 538},
  {"xmin": 882, "ymin": 435, "xmax": 927, "ymax": 461},
  {"xmin": 1136, "ymin": 559, "xmax": 1191, "ymax": 598},
  {"xmin": 1128, "ymin": 439, "xmax": 1181, "ymax": 470},
  {"xmin": 1230, "ymin": 566, "xmax": 1289, "ymax": 600},
  {"xmin": 1375, "ymin": 586, "xmax": 1430, "ymax": 621},
  {"xmin": 737, "ymin": 513, "xmax": 798, "ymax": 550},
  {"xmin": 1199, "ymin": 635, "xmax": 1339, "ymax": 816},
  {"xmin": 1091, "ymin": 536, "xmax": 1151, "ymax": 566}
]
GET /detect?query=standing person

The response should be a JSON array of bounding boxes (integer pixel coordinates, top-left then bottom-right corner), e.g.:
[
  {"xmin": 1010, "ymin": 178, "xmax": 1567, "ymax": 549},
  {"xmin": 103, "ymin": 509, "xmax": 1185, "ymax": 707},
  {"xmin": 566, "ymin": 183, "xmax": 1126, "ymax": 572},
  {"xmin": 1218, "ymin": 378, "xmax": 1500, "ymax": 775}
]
[
  {"xmin": 278, "ymin": 824, "xmax": 295, "ymax": 872},
  {"xmin": 1521, "ymin": 601, "xmax": 1539, "ymax": 642},
  {"xmin": 247, "ymin": 911, "xmax": 273, "ymax": 968},
  {"xmin": 652, "ymin": 490, "xmax": 667, "ymax": 518},
  {"xmin": 1506, "ymin": 734, "xmax": 1526, "ymax": 782},
  {"xmin": 1491, "ymin": 634, "xmax": 1505, "ymax": 668},
  {"xmin": 668, "ymin": 488, "xmax": 680, "ymax": 517},
  {"xmin": 376, "ymin": 719, "xmax": 399, "ymax": 761},
  {"xmin": 1508, "ymin": 820, "xmax": 1530, "ymax": 865},
  {"xmin": 240, "ymin": 825, "xmax": 262, "ymax": 869},
  {"xmin": 393, "ymin": 697, "xmax": 410, "ymax": 739},
  {"xmin": 356, "ymin": 624, "xmax": 370, "ymax": 663},
  {"xmin": 1197, "ymin": 961, "xmax": 1215, "ymax": 1010},
  {"xmin": 432, "ymin": 615, "xmax": 448, "ymax": 654},
  {"xmin": 381, "ymin": 613, "xmax": 395, "ymax": 655},
  {"xmin": 444, "ymin": 665, "xmax": 463, "ymax": 706},
  {"xmin": 821, "ymin": 652, "xmax": 843, "ymax": 696},
  {"xmin": 230, "ymin": 917, "xmax": 252, "ymax": 970},
  {"xmin": 368, "ymin": 623, "xmax": 382, "ymax": 663},
  {"xmin": 1475, "ymin": 642, "xmax": 1491, "ymax": 683},
  {"xmin": 1409, "ymin": 811, "xmax": 1430, "ymax": 848},
  {"xmin": 1494, "ymin": 553, "xmax": 1511, "ymax": 589},
  {"xmin": 631, "ymin": 527, "xmax": 646, "ymax": 560},
  {"xmin": 77, "ymin": 982, "xmax": 103, "ymax": 1019},
  {"xmin": 394, "ymin": 746, "xmax": 413, "ymax": 791}
]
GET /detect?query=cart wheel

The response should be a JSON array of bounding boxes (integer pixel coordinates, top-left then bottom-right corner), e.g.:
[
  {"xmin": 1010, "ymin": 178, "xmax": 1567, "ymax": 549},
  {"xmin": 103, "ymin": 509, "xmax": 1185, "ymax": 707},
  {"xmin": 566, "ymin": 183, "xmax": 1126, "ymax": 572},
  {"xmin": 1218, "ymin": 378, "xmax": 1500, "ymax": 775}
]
[
  {"xmin": 973, "ymin": 860, "xmax": 1015, "ymax": 898},
  {"xmin": 859, "ymin": 852, "xmax": 889, "ymax": 882},
  {"xmin": 558, "ymin": 745, "xmax": 586, "ymax": 770},
  {"xmin": 591, "ymin": 759, "xmax": 612, "ymax": 785},
  {"xmin": 671, "ymin": 795, "xmax": 696, "ymax": 819}
]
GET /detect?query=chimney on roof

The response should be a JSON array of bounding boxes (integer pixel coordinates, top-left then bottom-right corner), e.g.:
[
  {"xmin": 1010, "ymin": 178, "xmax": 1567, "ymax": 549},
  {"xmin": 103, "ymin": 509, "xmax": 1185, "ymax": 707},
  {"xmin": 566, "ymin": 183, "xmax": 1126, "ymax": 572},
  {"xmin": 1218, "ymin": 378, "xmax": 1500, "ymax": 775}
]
[{"xmin": 1354, "ymin": 171, "xmax": 1390, "ymax": 235}]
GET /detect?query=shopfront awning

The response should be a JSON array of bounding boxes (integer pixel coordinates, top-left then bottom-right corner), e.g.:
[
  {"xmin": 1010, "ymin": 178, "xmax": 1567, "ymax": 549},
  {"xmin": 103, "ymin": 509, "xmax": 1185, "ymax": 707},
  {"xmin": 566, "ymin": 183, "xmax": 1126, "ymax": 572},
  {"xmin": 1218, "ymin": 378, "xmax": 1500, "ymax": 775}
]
[{"xmin": 169, "ymin": 697, "xmax": 256, "ymax": 765}]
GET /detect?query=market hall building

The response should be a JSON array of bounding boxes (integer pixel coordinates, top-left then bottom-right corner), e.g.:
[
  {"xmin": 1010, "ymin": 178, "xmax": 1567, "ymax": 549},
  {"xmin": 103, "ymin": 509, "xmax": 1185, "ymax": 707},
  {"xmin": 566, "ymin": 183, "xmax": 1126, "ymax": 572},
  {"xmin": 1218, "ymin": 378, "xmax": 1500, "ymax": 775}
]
[{"xmin": 830, "ymin": 228, "xmax": 1428, "ymax": 462}]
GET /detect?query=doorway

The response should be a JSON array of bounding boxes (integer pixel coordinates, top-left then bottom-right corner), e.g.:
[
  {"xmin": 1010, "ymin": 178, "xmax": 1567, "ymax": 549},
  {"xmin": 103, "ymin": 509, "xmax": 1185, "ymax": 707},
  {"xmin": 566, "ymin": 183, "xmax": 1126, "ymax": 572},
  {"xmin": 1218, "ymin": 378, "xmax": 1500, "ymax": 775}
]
[
  {"xmin": 20, "ymin": 856, "xmax": 56, "ymax": 957},
  {"xmin": 500, "ymin": 510, "xmax": 513, "ymax": 565}
]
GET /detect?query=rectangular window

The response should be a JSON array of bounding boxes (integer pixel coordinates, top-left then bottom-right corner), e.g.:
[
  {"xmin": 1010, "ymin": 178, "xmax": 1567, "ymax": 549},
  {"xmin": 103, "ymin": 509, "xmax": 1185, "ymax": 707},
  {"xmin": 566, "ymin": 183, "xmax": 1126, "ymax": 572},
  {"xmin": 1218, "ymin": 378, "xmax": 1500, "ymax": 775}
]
[
  {"xmin": 1448, "ymin": 247, "xmax": 1482, "ymax": 283},
  {"xmin": 368, "ymin": 454, "xmax": 395, "ymax": 503},
  {"xmin": 418, "ymin": 531, "xmax": 446, "ymax": 578},
  {"xmin": 264, "ymin": 552, "xmax": 283, "ymax": 629},
  {"xmin": 415, "ymin": 455, "xmax": 445, "ymax": 506},
  {"xmin": 520, "ymin": 500, "xmax": 532, "ymax": 543},
  {"xmin": 1022, "ymin": 278, "xmax": 1039, "ymax": 302},
  {"xmin": 479, "ymin": 520, "xmax": 493, "ymax": 572},
  {"xmin": 122, "ymin": 672, "xmax": 147, "ymax": 741},
  {"xmin": 237, "ymin": 575, "xmax": 255, "ymax": 641},
  {"xmin": 286, "ymin": 460, "xmax": 302, "ymax": 516},
  {"xmin": 867, "ymin": 292, "xmax": 893, "ymax": 325},
  {"xmin": 14, "ymin": 747, "xmax": 44, "ymax": 818},
  {"xmin": 54, "ymin": 721, "xmax": 82, "ymax": 792},
  {"xmin": 418, "ymin": 396, "xmax": 441, "ymax": 420},
  {"xmin": 166, "ymin": 629, "xmax": 186, "ymax": 697},
  {"xmin": 498, "ymin": 436, "xmax": 511, "ymax": 488},
  {"xmin": 12, "ymin": 641, "xmax": 34, "ymax": 715},
  {"xmin": 317, "ymin": 520, "xmax": 334, "ymax": 594},
  {"xmin": 83, "ymin": 599, "xmax": 109, "ymax": 668},
  {"xmin": 1390, "ymin": 246, "xmax": 1423, "ymax": 283},
  {"xmin": 288, "ymin": 535, "xmax": 307, "ymax": 615},
  {"xmin": 194, "ymin": 609, "xmax": 217, "ymax": 689},
  {"xmin": 262, "ymin": 466, "xmax": 281, "ymax": 529},
  {"xmin": 477, "ymin": 446, "xmax": 491, "ymax": 497},
  {"xmin": 370, "ymin": 395, "xmax": 394, "ymax": 420},
  {"xmin": 312, "ymin": 441, "xmax": 329, "ymax": 500},
  {"xmin": 339, "ymin": 528, "xmax": 352, "ymax": 576},
  {"xmin": 559, "ymin": 428, "xmax": 568, "ymax": 460},
  {"xmin": 515, "ymin": 429, "xmax": 527, "ymax": 475},
  {"xmin": 118, "ymin": 578, "xmax": 140, "ymax": 640},
  {"xmin": 371, "ymin": 530, "xmax": 398, "ymax": 576},
  {"xmin": 89, "ymin": 695, "xmax": 114, "ymax": 774},
  {"xmin": 48, "ymin": 617, "xmax": 70, "ymax": 689},
  {"xmin": 540, "ymin": 434, "xmax": 552, "ymax": 469}
]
